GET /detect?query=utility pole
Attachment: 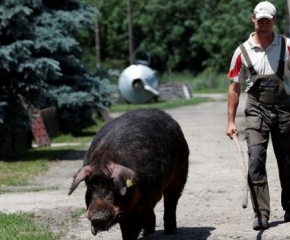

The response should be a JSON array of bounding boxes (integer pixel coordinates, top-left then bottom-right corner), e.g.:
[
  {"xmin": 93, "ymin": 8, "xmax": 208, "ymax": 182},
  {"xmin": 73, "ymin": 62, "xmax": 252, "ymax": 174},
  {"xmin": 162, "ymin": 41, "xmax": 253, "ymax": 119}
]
[
  {"xmin": 94, "ymin": 0, "xmax": 101, "ymax": 70},
  {"xmin": 127, "ymin": 0, "xmax": 134, "ymax": 65},
  {"xmin": 286, "ymin": 0, "xmax": 290, "ymax": 37}
]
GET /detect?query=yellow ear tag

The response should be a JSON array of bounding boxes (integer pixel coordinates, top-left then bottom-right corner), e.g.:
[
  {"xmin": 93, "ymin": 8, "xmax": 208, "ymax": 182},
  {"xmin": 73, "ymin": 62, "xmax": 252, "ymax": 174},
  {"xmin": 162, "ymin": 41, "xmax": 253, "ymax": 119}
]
[{"xmin": 126, "ymin": 179, "xmax": 133, "ymax": 187}]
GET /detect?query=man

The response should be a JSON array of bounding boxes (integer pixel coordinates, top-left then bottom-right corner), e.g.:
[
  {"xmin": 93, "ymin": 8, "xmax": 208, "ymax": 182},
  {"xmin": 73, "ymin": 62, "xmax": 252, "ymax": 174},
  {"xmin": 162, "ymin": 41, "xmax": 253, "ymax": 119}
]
[{"xmin": 226, "ymin": 1, "xmax": 290, "ymax": 231}]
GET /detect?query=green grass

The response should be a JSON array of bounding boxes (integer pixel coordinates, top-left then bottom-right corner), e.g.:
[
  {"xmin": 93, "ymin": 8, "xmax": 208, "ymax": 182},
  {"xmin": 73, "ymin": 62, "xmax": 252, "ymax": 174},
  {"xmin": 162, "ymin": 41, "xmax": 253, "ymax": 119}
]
[
  {"xmin": 0, "ymin": 160, "xmax": 48, "ymax": 191},
  {"xmin": 71, "ymin": 208, "xmax": 86, "ymax": 222},
  {"xmin": 0, "ymin": 147, "xmax": 74, "ymax": 194},
  {"xmin": 0, "ymin": 212, "xmax": 60, "ymax": 240},
  {"xmin": 109, "ymin": 96, "xmax": 212, "ymax": 112}
]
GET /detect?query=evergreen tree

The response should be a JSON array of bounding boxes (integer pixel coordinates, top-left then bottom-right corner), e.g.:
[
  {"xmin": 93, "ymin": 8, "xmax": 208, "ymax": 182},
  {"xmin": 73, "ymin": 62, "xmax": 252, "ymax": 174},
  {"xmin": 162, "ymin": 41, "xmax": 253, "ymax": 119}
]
[{"xmin": 0, "ymin": 0, "xmax": 117, "ymax": 149}]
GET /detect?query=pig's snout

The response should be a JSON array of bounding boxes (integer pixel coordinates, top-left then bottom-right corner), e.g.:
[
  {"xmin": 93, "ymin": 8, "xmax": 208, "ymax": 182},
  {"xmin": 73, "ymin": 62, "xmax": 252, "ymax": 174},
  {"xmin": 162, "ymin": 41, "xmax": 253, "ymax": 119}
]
[
  {"xmin": 91, "ymin": 211, "xmax": 110, "ymax": 224},
  {"xmin": 90, "ymin": 212, "xmax": 110, "ymax": 235},
  {"xmin": 89, "ymin": 207, "xmax": 121, "ymax": 235}
]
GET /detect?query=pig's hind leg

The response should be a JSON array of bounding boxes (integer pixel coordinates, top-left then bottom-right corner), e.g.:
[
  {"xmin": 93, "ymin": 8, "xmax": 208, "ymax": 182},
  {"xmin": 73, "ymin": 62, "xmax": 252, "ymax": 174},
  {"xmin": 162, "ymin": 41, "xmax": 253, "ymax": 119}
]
[{"xmin": 163, "ymin": 164, "xmax": 188, "ymax": 235}]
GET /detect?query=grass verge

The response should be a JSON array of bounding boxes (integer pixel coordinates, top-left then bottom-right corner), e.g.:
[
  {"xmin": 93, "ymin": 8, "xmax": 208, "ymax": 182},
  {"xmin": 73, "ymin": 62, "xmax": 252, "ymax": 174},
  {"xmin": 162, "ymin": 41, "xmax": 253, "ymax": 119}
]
[
  {"xmin": 110, "ymin": 96, "xmax": 212, "ymax": 112},
  {"xmin": 0, "ymin": 160, "xmax": 48, "ymax": 194},
  {"xmin": 0, "ymin": 119, "xmax": 105, "ymax": 194},
  {"xmin": 0, "ymin": 212, "xmax": 60, "ymax": 240}
]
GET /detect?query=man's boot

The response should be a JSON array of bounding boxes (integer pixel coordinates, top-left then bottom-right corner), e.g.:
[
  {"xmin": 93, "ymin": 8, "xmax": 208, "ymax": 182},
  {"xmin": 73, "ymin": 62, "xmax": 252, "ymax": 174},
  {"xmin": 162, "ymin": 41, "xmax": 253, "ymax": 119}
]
[{"xmin": 249, "ymin": 180, "xmax": 270, "ymax": 231}]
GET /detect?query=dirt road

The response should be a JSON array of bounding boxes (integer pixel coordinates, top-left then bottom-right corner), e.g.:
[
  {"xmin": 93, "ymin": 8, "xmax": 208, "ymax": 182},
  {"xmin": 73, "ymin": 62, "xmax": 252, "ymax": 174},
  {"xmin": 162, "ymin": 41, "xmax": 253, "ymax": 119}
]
[{"xmin": 0, "ymin": 93, "xmax": 289, "ymax": 240}]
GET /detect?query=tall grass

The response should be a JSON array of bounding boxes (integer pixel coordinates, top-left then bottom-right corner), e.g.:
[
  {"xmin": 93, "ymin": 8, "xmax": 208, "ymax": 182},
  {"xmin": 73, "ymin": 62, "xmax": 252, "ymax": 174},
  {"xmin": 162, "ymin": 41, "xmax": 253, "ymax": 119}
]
[{"xmin": 159, "ymin": 69, "xmax": 229, "ymax": 93}]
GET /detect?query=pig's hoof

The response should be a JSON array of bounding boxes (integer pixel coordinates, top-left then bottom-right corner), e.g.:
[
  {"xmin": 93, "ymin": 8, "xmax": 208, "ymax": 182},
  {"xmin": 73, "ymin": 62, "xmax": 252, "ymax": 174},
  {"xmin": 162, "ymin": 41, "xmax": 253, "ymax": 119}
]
[{"xmin": 143, "ymin": 227, "xmax": 155, "ymax": 237}]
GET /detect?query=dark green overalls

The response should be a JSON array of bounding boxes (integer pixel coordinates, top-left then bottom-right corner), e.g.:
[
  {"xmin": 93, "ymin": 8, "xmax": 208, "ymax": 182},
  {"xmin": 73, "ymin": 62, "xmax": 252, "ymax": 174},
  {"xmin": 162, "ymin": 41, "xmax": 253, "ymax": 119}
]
[{"xmin": 240, "ymin": 36, "xmax": 290, "ymax": 219}]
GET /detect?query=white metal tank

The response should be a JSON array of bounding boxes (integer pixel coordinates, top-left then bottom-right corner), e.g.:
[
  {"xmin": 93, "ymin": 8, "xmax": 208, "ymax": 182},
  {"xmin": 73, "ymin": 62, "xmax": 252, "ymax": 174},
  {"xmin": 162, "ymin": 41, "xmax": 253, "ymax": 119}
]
[{"xmin": 118, "ymin": 51, "xmax": 159, "ymax": 104}]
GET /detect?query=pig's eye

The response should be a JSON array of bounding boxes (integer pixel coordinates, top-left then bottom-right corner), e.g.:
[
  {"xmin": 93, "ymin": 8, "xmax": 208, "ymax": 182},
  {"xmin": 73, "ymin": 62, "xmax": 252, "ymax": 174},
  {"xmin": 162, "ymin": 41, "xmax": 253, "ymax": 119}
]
[{"xmin": 88, "ymin": 185, "xmax": 97, "ymax": 191}]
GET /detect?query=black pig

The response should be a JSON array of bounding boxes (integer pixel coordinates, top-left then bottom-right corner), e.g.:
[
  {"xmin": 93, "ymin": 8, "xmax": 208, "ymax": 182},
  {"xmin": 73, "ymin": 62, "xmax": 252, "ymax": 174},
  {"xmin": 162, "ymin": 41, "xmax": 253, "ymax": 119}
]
[{"xmin": 69, "ymin": 108, "xmax": 189, "ymax": 240}]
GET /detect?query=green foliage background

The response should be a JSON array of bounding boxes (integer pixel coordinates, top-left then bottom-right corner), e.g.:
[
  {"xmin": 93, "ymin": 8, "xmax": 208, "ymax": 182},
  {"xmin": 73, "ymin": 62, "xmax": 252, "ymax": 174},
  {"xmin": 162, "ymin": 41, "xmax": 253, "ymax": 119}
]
[
  {"xmin": 84, "ymin": 0, "xmax": 286, "ymax": 73},
  {"xmin": 0, "ymin": 0, "xmax": 287, "ymax": 157}
]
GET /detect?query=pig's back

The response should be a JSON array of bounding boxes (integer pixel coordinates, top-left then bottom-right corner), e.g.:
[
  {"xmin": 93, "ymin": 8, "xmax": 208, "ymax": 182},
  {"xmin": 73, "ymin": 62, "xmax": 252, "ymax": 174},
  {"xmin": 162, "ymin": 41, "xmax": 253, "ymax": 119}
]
[{"xmin": 85, "ymin": 108, "xmax": 189, "ymax": 187}]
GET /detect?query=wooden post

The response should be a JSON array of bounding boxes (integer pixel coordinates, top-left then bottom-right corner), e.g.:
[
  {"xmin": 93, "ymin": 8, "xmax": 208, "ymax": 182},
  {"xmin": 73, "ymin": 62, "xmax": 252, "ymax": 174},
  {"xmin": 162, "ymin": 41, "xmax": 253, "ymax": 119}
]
[
  {"xmin": 286, "ymin": 0, "xmax": 290, "ymax": 37},
  {"xmin": 94, "ymin": 0, "xmax": 101, "ymax": 70},
  {"xmin": 127, "ymin": 0, "xmax": 134, "ymax": 65}
]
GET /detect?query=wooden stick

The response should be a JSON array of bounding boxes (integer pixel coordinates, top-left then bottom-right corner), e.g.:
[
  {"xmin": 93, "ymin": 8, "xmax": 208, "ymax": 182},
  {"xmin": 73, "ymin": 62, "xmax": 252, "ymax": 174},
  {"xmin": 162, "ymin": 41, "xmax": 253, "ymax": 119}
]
[{"xmin": 232, "ymin": 133, "xmax": 248, "ymax": 209}]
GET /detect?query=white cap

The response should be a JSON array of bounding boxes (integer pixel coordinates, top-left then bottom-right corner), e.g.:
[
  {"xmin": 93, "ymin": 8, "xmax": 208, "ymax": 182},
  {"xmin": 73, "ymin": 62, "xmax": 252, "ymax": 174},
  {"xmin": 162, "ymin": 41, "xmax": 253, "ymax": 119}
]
[{"xmin": 254, "ymin": 1, "xmax": 276, "ymax": 20}]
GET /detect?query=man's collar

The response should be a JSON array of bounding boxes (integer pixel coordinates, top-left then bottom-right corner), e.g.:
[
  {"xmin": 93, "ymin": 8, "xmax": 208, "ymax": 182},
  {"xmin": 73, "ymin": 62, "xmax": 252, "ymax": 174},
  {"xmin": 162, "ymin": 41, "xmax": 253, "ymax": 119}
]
[{"xmin": 247, "ymin": 32, "xmax": 278, "ymax": 49}]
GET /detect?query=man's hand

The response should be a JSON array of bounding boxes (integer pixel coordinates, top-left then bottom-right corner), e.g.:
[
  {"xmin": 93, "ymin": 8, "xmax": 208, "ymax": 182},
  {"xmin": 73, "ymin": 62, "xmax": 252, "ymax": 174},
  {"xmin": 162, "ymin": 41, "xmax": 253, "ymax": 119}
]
[{"xmin": 226, "ymin": 122, "xmax": 238, "ymax": 139}]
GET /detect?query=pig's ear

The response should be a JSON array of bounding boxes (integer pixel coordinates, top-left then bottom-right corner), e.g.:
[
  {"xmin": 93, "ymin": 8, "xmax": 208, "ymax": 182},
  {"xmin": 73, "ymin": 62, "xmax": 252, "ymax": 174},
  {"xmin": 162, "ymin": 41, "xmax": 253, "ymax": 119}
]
[
  {"xmin": 108, "ymin": 163, "xmax": 135, "ymax": 196},
  {"xmin": 68, "ymin": 165, "xmax": 92, "ymax": 195}
]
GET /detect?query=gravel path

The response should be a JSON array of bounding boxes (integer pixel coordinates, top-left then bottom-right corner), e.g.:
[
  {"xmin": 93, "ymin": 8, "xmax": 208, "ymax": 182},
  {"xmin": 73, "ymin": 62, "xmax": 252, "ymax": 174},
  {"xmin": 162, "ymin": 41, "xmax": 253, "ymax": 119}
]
[{"xmin": 0, "ymin": 93, "xmax": 289, "ymax": 240}]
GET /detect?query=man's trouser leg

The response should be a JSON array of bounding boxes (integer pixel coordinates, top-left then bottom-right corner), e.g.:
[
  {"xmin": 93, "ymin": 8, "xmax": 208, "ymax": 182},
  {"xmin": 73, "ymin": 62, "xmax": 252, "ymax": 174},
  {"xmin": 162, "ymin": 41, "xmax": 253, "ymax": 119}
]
[
  {"xmin": 271, "ymin": 130, "xmax": 290, "ymax": 212},
  {"xmin": 246, "ymin": 129, "xmax": 270, "ymax": 219}
]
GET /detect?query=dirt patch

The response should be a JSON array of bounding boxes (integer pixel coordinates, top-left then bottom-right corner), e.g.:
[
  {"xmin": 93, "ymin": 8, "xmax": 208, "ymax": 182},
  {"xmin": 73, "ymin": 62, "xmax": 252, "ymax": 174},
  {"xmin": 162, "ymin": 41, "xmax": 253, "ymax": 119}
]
[{"xmin": 0, "ymin": 93, "xmax": 289, "ymax": 240}]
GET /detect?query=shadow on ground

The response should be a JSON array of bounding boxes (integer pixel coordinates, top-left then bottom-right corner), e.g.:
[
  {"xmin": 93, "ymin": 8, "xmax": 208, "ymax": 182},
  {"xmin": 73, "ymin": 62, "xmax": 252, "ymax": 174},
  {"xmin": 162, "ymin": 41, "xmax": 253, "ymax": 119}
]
[
  {"xmin": 138, "ymin": 227, "xmax": 215, "ymax": 240},
  {"xmin": 58, "ymin": 150, "xmax": 87, "ymax": 160},
  {"xmin": 254, "ymin": 220, "xmax": 285, "ymax": 240}
]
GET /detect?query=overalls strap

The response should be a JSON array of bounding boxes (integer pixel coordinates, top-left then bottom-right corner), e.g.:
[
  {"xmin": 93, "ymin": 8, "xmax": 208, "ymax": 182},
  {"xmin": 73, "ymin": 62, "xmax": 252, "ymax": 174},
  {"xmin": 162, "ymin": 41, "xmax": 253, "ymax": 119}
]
[
  {"xmin": 239, "ymin": 44, "xmax": 257, "ymax": 76},
  {"xmin": 277, "ymin": 36, "xmax": 286, "ymax": 77}
]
